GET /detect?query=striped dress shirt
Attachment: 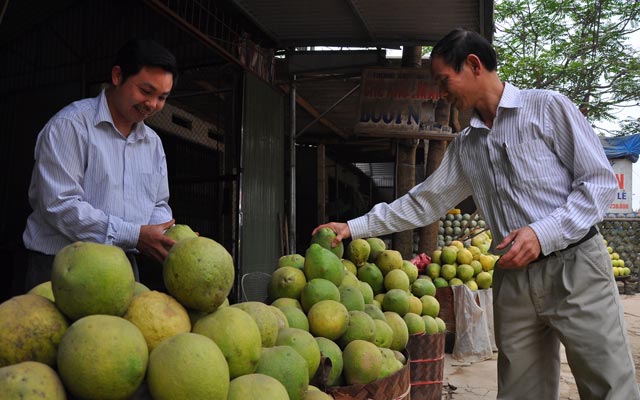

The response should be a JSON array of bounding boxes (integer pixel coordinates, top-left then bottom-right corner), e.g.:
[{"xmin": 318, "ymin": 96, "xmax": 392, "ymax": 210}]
[
  {"xmin": 348, "ymin": 83, "xmax": 617, "ymax": 257},
  {"xmin": 23, "ymin": 90, "xmax": 172, "ymax": 255}
]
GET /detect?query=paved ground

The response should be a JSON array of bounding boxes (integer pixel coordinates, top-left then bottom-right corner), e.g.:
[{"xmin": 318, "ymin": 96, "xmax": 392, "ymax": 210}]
[{"xmin": 441, "ymin": 294, "xmax": 640, "ymax": 399}]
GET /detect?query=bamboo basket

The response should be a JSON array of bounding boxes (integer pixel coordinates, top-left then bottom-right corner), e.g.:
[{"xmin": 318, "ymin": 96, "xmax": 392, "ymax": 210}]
[{"xmin": 406, "ymin": 332, "xmax": 445, "ymax": 399}]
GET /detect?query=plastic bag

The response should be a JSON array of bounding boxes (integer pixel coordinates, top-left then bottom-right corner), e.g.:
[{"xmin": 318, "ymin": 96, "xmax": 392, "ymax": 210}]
[
  {"xmin": 410, "ymin": 253, "xmax": 431, "ymax": 273},
  {"xmin": 476, "ymin": 289, "xmax": 497, "ymax": 351},
  {"xmin": 451, "ymin": 285, "xmax": 493, "ymax": 363}
]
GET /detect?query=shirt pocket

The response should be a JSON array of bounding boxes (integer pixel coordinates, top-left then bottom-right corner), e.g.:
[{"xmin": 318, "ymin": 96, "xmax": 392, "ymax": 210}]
[
  {"xmin": 135, "ymin": 172, "xmax": 162, "ymax": 201},
  {"xmin": 505, "ymin": 139, "xmax": 562, "ymax": 190}
]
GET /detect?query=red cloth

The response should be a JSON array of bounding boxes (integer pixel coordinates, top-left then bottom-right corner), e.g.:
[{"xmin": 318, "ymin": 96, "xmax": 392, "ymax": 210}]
[{"xmin": 410, "ymin": 253, "xmax": 431, "ymax": 272}]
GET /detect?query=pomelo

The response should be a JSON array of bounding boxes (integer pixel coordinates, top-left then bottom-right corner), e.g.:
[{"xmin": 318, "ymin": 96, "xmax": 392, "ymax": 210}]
[
  {"xmin": 435, "ymin": 317, "xmax": 447, "ymax": 333},
  {"xmin": 279, "ymin": 305, "xmax": 309, "ymax": 331},
  {"xmin": 420, "ymin": 295, "xmax": 440, "ymax": 318},
  {"xmin": 381, "ymin": 288, "xmax": 410, "ymax": 316},
  {"xmin": 347, "ymin": 239, "xmax": 370, "ymax": 266},
  {"xmin": 0, "ymin": 294, "xmax": 68, "ymax": 367},
  {"xmin": 268, "ymin": 266, "xmax": 307, "ymax": 300},
  {"xmin": 311, "ymin": 227, "xmax": 344, "ymax": 258},
  {"xmin": 363, "ymin": 303, "xmax": 387, "ymax": 321},
  {"xmin": 231, "ymin": 302, "xmax": 280, "ymax": 347},
  {"xmin": 479, "ymin": 254, "xmax": 496, "ymax": 271},
  {"xmin": 52, "ymin": 241, "xmax": 134, "ymax": 320},
  {"xmin": 27, "ymin": 281, "xmax": 54, "ymax": 302},
  {"xmin": 271, "ymin": 297, "xmax": 303, "ymax": 311},
  {"xmin": 300, "ymin": 278, "xmax": 340, "ymax": 312},
  {"xmin": 431, "ymin": 249, "xmax": 442, "ymax": 264},
  {"xmin": 193, "ymin": 306, "xmax": 262, "ymax": 378},
  {"xmin": 384, "ymin": 269, "xmax": 410, "ymax": 291},
  {"xmin": 441, "ymin": 264, "xmax": 457, "ymax": 281},
  {"xmin": 123, "ymin": 290, "xmax": 191, "ymax": 351},
  {"xmin": 269, "ymin": 305, "xmax": 289, "ymax": 330},
  {"xmin": 422, "ymin": 315, "xmax": 439, "ymax": 335},
  {"xmin": 465, "ymin": 280, "xmax": 479, "ymax": 291},
  {"xmin": 307, "ymin": 389, "xmax": 335, "ymax": 399},
  {"xmin": 373, "ymin": 319, "xmax": 394, "ymax": 348},
  {"xmin": 449, "ymin": 277, "xmax": 464, "ymax": 286},
  {"xmin": 228, "ymin": 373, "xmax": 289, "ymax": 400},
  {"xmin": 304, "ymin": 244, "xmax": 345, "ymax": 286},
  {"xmin": 467, "ymin": 245, "xmax": 482, "ymax": 261},
  {"xmin": 256, "ymin": 346, "xmax": 309, "ymax": 400},
  {"xmin": 278, "ymin": 253, "xmax": 305, "ymax": 270},
  {"xmin": 411, "ymin": 278, "xmax": 436, "ymax": 297},
  {"xmin": 384, "ymin": 311, "xmax": 409, "ymax": 351},
  {"xmin": 147, "ymin": 332, "xmax": 229, "ymax": 400},
  {"xmin": 358, "ymin": 281, "xmax": 374, "ymax": 304},
  {"xmin": 357, "ymin": 262, "xmax": 385, "ymax": 294},
  {"xmin": 376, "ymin": 250, "xmax": 403, "ymax": 275},
  {"xmin": 340, "ymin": 270, "xmax": 360, "ymax": 288},
  {"xmin": 366, "ymin": 237, "xmax": 386, "ymax": 262},
  {"xmin": 456, "ymin": 248, "xmax": 473, "ymax": 265},
  {"xmin": 133, "ymin": 281, "xmax": 151, "ymax": 296},
  {"xmin": 457, "ymin": 264, "xmax": 475, "ymax": 282},
  {"xmin": 425, "ymin": 263, "xmax": 441, "ymax": 280},
  {"xmin": 338, "ymin": 310, "xmax": 376, "ymax": 347},
  {"xmin": 470, "ymin": 260, "xmax": 483, "ymax": 276},
  {"xmin": 342, "ymin": 340, "xmax": 382, "ymax": 385},
  {"xmin": 401, "ymin": 260, "xmax": 419, "ymax": 283},
  {"xmin": 276, "ymin": 327, "xmax": 321, "ymax": 378},
  {"xmin": 403, "ymin": 312, "xmax": 426, "ymax": 334},
  {"xmin": 57, "ymin": 315, "xmax": 148, "ymax": 400},
  {"xmin": 450, "ymin": 240, "xmax": 465, "ymax": 250},
  {"xmin": 433, "ymin": 277, "xmax": 449, "ymax": 288},
  {"xmin": 164, "ymin": 237, "xmax": 234, "ymax": 312},
  {"xmin": 164, "ymin": 224, "xmax": 198, "ymax": 242},
  {"xmin": 0, "ymin": 361, "xmax": 66, "ymax": 400},
  {"xmin": 408, "ymin": 295, "xmax": 424, "ymax": 315},
  {"xmin": 315, "ymin": 337, "xmax": 343, "ymax": 387},
  {"xmin": 339, "ymin": 284, "xmax": 365, "ymax": 311},
  {"xmin": 307, "ymin": 300, "xmax": 349, "ymax": 340},
  {"xmin": 476, "ymin": 271, "xmax": 493, "ymax": 289},
  {"xmin": 341, "ymin": 259, "xmax": 357, "ymax": 275},
  {"xmin": 378, "ymin": 348, "xmax": 403, "ymax": 379},
  {"xmin": 440, "ymin": 246, "xmax": 458, "ymax": 265}
]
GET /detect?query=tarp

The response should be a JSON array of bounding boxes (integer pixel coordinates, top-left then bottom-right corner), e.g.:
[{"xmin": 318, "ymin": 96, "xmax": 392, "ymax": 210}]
[{"xmin": 600, "ymin": 134, "xmax": 640, "ymax": 163}]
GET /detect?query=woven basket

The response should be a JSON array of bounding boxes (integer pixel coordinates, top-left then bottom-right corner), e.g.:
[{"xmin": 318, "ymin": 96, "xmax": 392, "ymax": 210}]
[
  {"xmin": 435, "ymin": 287, "xmax": 456, "ymax": 352},
  {"xmin": 406, "ymin": 332, "xmax": 445, "ymax": 399}
]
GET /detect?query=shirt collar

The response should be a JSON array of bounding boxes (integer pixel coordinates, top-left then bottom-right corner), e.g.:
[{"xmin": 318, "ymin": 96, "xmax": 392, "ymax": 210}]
[
  {"xmin": 94, "ymin": 89, "xmax": 148, "ymax": 141},
  {"xmin": 469, "ymin": 82, "xmax": 522, "ymax": 130}
]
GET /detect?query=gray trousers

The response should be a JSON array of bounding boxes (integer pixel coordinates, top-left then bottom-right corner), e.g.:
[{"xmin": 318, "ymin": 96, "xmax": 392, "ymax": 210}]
[
  {"xmin": 493, "ymin": 234, "xmax": 640, "ymax": 399},
  {"xmin": 25, "ymin": 250, "xmax": 140, "ymax": 292}
]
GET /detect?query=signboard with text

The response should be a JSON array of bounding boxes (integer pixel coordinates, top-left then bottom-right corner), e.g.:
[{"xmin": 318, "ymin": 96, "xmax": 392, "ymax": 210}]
[{"xmin": 608, "ymin": 158, "xmax": 633, "ymax": 213}]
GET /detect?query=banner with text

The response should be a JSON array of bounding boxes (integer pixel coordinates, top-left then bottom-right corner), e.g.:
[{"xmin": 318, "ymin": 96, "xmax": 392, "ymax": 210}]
[{"xmin": 608, "ymin": 158, "xmax": 633, "ymax": 213}]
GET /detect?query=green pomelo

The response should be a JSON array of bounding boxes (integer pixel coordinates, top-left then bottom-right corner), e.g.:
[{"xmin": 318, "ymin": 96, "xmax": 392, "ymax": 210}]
[
  {"xmin": 384, "ymin": 312, "xmax": 409, "ymax": 351},
  {"xmin": 228, "ymin": 373, "xmax": 289, "ymax": 400},
  {"xmin": 431, "ymin": 250, "xmax": 442, "ymax": 264},
  {"xmin": 378, "ymin": 347, "xmax": 403, "ymax": 379},
  {"xmin": 411, "ymin": 278, "xmax": 436, "ymax": 297},
  {"xmin": 279, "ymin": 305, "xmax": 309, "ymax": 331},
  {"xmin": 311, "ymin": 227, "xmax": 344, "ymax": 258},
  {"xmin": 384, "ymin": 269, "xmax": 410, "ymax": 291},
  {"xmin": 307, "ymin": 389, "xmax": 335, "ymax": 399},
  {"xmin": 457, "ymin": 264, "xmax": 475, "ymax": 282},
  {"xmin": 0, "ymin": 361, "xmax": 66, "ymax": 400},
  {"xmin": 338, "ymin": 310, "xmax": 376, "ymax": 348},
  {"xmin": 449, "ymin": 278, "xmax": 464, "ymax": 286},
  {"xmin": 268, "ymin": 266, "xmax": 307, "ymax": 301},
  {"xmin": 408, "ymin": 295, "xmax": 423, "ymax": 315},
  {"xmin": 164, "ymin": 224, "xmax": 198, "ymax": 242},
  {"xmin": 256, "ymin": 346, "xmax": 309, "ymax": 400},
  {"xmin": 373, "ymin": 319, "xmax": 394, "ymax": 348},
  {"xmin": 403, "ymin": 312, "xmax": 426, "ymax": 334},
  {"xmin": 456, "ymin": 248, "xmax": 474, "ymax": 265},
  {"xmin": 339, "ymin": 285, "xmax": 365, "ymax": 311},
  {"xmin": 476, "ymin": 271, "xmax": 493, "ymax": 289},
  {"xmin": 276, "ymin": 327, "xmax": 321, "ymax": 379},
  {"xmin": 300, "ymin": 278, "xmax": 340, "ymax": 312},
  {"xmin": 231, "ymin": 302, "xmax": 280, "ymax": 347},
  {"xmin": 435, "ymin": 317, "xmax": 447, "ymax": 333},
  {"xmin": 269, "ymin": 306, "xmax": 289, "ymax": 330},
  {"xmin": 401, "ymin": 260, "xmax": 419, "ymax": 283},
  {"xmin": 341, "ymin": 259, "xmax": 357, "ymax": 275},
  {"xmin": 366, "ymin": 237, "xmax": 386, "ymax": 262},
  {"xmin": 315, "ymin": 337, "xmax": 343, "ymax": 387},
  {"xmin": 278, "ymin": 254, "xmax": 305, "ymax": 270},
  {"xmin": 440, "ymin": 264, "xmax": 457, "ymax": 281},
  {"xmin": 307, "ymin": 300, "xmax": 349, "ymax": 340},
  {"xmin": 433, "ymin": 277, "xmax": 449, "ymax": 288},
  {"xmin": 363, "ymin": 303, "xmax": 387, "ymax": 321},
  {"xmin": 271, "ymin": 297, "xmax": 303, "ymax": 311},
  {"xmin": 465, "ymin": 280, "xmax": 479, "ymax": 291},
  {"xmin": 381, "ymin": 288, "xmax": 410, "ymax": 316},
  {"xmin": 440, "ymin": 246, "xmax": 458, "ymax": 265},
  {"xmin": 470, "ymin": 260, "xmax": 483, "ymax": 275},
  {"xmin": 342, "ymin": 340, "xmax": 382, "ymax": 385},
  {"xmin": 27, "ymin": 281, "xmax": 55, "ymax": 302},
  {"xmin": 164, "ymin": 237, "xmax": 234, "ymax": 313},
  {"xmin": 376, "ymin": 250, "xmax": 403, "ymax": 275},
  {"xmin": 340, "ymin": 271, "xmax": 360, "ymax": 288},
  {"xmin": 347, "ymin": 239, "xmax": 371, "ymax": 266},
  {"xmin": 193, "ymin": 306, "xmax": 262, "ymax": 379},
  {"xmin": 0, "ymin": 294, "xmax": 68, "ymax": 367},
  {"xmin": 304, "ymin": 244, "xmax": 345, "ymax": 287},
  {"xmin": 52, "ymin": 242, "xmax": 134, "ymax": 320},
  {"xmin": 420, "ymin": 295, "xmax": 440, "ymax": 318},
  {"xmin": 357, "ymin": 263, "xmax": 384, "ymax": 294},
  {"xmin": 57, "ymin": 315, "xmax": 148, "ymax": 400},
  {"xmin": 147, "ymin": 332, "xmax": 229, "ymax": 400},
  {"xmin": 426, "ymin": 263, "xmax": 441, "ymax": 280},
  {"xmin": 422, "ymin": 315, "xmax": 439, "ymax": 335},
  {"xmin": 133, "ymin": 281, "xmax": 151, "ymax": 296},
  {"xmin": 358, "ymin": 281, "xmax": 374, "ymax": 304}
]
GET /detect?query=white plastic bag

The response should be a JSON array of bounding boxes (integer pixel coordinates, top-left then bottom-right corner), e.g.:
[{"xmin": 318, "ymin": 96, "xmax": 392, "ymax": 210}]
[
  {"xmin": 451, "ymin": 285, "xmax": 493, "ymax": 363},
  {"xmin": 477, "ymin": 288, "xmax": 497, "ymax": 351}
]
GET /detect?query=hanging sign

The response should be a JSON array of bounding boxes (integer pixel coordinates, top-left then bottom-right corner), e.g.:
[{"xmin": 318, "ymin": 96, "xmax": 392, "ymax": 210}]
[{"xmin": 608, "ymin": 158, "xmax": 633, "ymax": 213}]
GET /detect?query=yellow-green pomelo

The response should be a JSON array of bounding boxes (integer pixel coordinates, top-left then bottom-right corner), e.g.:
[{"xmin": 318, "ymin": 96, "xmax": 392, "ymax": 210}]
[
  {"xmin": 342, "ymin": 340, "xmax": 382, "ymax": 385},
  {"xmin": 479, "ymin": 254, "xmax": 496, "ymax": 271},
  {"xmin": 431, "ymin": 249, "xmax": 442, "ymax": 264},
  {"xmin": 268, "ymin": 266, "xmax": 307, "ymax": 300},
  {"xmin": 373, "ymin": 319, "xmax": 394, "ymax": 348},
  {"xmin": 256, "ymin": 346, "xmax": 309, "ymax": 400},
  {"xmin": 357, "ymin": 262, "xmax": 385, "ymax": 294},
  {"xmin": 440, "ymin": 246, "xmax": 458, "ymax": 265},
  {"xmin": 378, "ymin": 347, "xmax": 403, "ymax": 379},
  {"xmin": 0, "ymin": 361, "xmax": 66, "ymax": 400},
  {"xmin": 456, "ymin": 248, "xmax": 473, "ymax": 265},
  {"xmin": 52, "ymin": 242, "xmax": 134, "ymax": 320},
  {"xmin": 433, "ymin": 277, "xmax": 449, "ymax": 288},
  {"xmin": 426, "ymin": 263, "xmax": 441, "ymax": 280},
  {"xmin": 307, "ymin": 389, "xmax": 335, "ymax": 399},
  {"xmin": 123, "ymin": 290, "xmax": 191, "ymax": 352},
  {"xmin": 408, "ymin": 295, "xmax": 424, "ymax": 315},
  {"xmin": 276, "ymin": 327, "xmax": 321, "ymax": 378},
  {"xmin": 468, "ymin": 246, "xmax": 482, "ymax": 261},
  {"xmin": 449, "ymin": 277, "xmax": 464, "ymax": 286},
  {"xmin": 315, "ymin": 337, "xmax": 343, "ymax": 386},
  {"xmin": 411, "ymin": 278, "xmax": 436, "ymax": 298},
  {"xmin": 163, "ymin": 237, "xmax": 234, "ymax": 312},
  {"xmin": 304, "ymin": 244, "xmax": 345, "ymax": 287},
  {"xmin": 231, "ymin": 302, "xmax": 280, "ymax": 347},
  {"xmin": 300, "ymin": 278, "xmax": 340, "ymax": 312},
  {"xmin": 403, "ymin": 312, "xmax": 425, "ymax": 334},
  {"xmin": 366, "ymin": 237, "xmax": 386, "ymax": 262},
  {"xmin": 228, "ymin": 373, "xmax": 289, "ymax": 400},
  {"xmin": 457, "ymin": 264, "xmax": 475, "ymax": 282},
  {"xmin": 347, "ymin": 239, "xmax": 370, "ymax": 266},
  {"xmin": 470, "ymin": 260, "xmax": 483, "ymax": 276},
  {"xmin": 27, "ymin": 281, "xmax": 54, "ymax": 302},
  {"xmin": 307, "ymin": 300, "xmax": 349, "ymax": 340},
  {"xmin": 450, "ymin": 240, "xmax": 464, "ymax": 250},
  {"xmin": 384, "ymin": 269, "xmax": 410, "ymax": 291},
  {"xmin": 341, "ymin": 259, "xmax": 357, "ymax": 275},
  {"xmin": 147, "ymin": 332, "xmax": 229, "ymax": 400},
  {"xmin": 338, "ymin": 310, "xmax": 376, "ymax": 348},
  {"xmin": 271, "ymin": 297, "xmax": 303, "ymax": 311},
  {"xmin": 465, "ymin": 280, "xmax": 479, "ymax": 291},
  {"xmin": 278, "ymin": 253, "xmax": 305, "ymax": 270},
  {"xmin": 269, "ymin": 305, "xmax": 289, "ymax": 330},
  {"xmin": 340, "ymin": 270, "xmax": 360, "ymax": 288},
  {"xmin": 358, "ymin": 281, "xmax": 374, "ymax": 304},
  {"xmin": 384, "ymin": 311, "xmax": 409, "ymax": 351},
  {"xmin": 133, "ymin": 281, "xmax": 151, "ymax": 296},
  {"xmin": 441, "ymin": 264, "xmax": 457, "ymax": 281},
  {"xmin": 311, "ymin": 227, "xmax": 345, "ymax": 258},
  {"xmin": 57, "ymin": 315, "xmax": 148, "ymax": 400},
  {"xmin": 364, "ymin": 303, "xmax": 386, "ymax": 321},
  {"xmin": 376, "ymin": 250, "xmax": 403, "ymax": 275},
  {"xmin": 164, "ymin": 224, "xmax": 198, "ymax": 242},
  {"xmin": 422, "ymin": 315, "xmax": 439, "ymax": 334},
  {"xmin": 435, "ymin": 317, "xmax": 447, "ymax": 333},
  {"xmin": 193, "ymin": 306, "xmax": 261, "ymax": 379},
  {"xmin": 476, "ymin": 271, "xmax": 493, "ymax": 289},
  {"xmin": 381, "ymin": 288, "xmax": 410, "ymax": 316},
  {"xmin": 374, "ymin": 293, "xmax": 385, "ymax": 304},
  {"xmin": 0, "ymin": 294, "xmax": 68, "ymax": 367},
  {"xmin": 401, "ymin": 260, "xmax": 419, "ymax": 283},
  {"xmin": 279, "ymin": 305, "xmax": 309, "ymax": 331},
  {"xmin": 420, "ymin": 295, "xmax": 440, "ymax": 318},
  {"xmin": 339, "ymin": 284, "xmax": 365, "ymax": 311}
]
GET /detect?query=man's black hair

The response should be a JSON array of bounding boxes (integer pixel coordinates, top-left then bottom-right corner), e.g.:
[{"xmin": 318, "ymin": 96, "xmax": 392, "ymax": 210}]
[
  {"xmin": 430, "ymin": 28, "xmax": 497, "ymax": 72},
  {"xmin": 114, "ymin": 39, "xmax": 179, "ymax": 86}
]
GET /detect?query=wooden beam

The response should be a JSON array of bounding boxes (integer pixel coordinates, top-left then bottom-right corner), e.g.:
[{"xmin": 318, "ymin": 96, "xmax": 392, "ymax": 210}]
[
  {"xmin": 279, "ymin": 84, "xmax": 347, "ymax": 139},
  {"xmin": 356, "ymin": 130, "xmax": 457, "ymax": 141}
]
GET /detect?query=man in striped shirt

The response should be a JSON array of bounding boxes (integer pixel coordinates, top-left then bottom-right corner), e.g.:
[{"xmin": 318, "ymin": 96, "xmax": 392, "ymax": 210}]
[
  {"xmin": 316, "ymin": 29, "xmax": 639, "ymax": 398},
  {"xmin": 23, "ymin": 39, "xmax": 178, "ymax": 290}
]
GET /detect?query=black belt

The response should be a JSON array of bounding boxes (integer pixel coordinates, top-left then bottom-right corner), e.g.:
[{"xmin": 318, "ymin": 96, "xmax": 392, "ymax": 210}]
[{"xmin": 535, "ymin": 226, "xmax": 598, "ymax": 262}]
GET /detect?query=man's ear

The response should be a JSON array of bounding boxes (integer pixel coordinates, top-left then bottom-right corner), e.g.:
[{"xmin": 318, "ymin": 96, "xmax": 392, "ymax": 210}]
[
  {"xmin": 111, "ymin": 66, "xmax": 122, "ymax": 86},
  {"xmin": 466, "ymin": 54, "xmax": 482, "ymax": 74}
]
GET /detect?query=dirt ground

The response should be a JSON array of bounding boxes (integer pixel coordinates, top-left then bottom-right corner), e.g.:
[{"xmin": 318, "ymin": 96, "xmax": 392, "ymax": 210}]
[{"xmin": 442, "ymin": 294, "xmax": 640, "ymax": 399}]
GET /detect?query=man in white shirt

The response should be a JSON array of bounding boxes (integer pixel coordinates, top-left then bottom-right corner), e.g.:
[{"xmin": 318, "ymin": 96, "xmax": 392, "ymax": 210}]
[{"xmin": 316, "ymin": 28, "xmax": 639, "ymax": 399}]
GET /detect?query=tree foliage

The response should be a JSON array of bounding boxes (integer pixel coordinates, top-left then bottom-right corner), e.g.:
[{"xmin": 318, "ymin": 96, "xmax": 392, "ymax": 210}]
[{"xmin": 494, "ymin": 0, "xmax": 640, "ymax": 134}]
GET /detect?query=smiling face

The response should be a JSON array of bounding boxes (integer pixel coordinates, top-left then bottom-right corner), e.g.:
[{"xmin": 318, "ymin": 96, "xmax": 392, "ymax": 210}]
[
  {"xmin": 431, "ymin": 55, "xmax": 477, "ymax": 111},
  {"xmin": 107, "ymin": 65, "xmax": 173, "ymax": 135}
]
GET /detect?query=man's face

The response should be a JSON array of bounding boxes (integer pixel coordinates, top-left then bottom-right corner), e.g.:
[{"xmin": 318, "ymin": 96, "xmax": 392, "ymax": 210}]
[
  {"xmin": 431, "ymin": 56, "xmax": 474, "ymax": 111},
  {"xmin": 110, "ymin": 65, "xmax": 173, "ymax": 127}
]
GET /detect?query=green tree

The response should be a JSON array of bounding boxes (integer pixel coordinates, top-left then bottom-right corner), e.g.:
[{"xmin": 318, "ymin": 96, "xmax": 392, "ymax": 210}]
[{"xmin": 494, "ymin": 0, "xmax": 640, "ymax": 134}]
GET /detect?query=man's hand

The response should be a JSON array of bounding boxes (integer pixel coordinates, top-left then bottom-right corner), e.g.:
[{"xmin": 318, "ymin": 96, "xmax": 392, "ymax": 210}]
[
  {"xmin": 312, "ymin": 222, "xmax": 351, "ymax": 248},
  {"xmin": 495, "ymin": 226, "xmax": 542, "ymax": 269},
  {"xmin": 137, "ymin": 219, "xmax": 176, "ymax": 264}
]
